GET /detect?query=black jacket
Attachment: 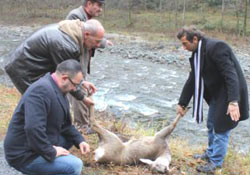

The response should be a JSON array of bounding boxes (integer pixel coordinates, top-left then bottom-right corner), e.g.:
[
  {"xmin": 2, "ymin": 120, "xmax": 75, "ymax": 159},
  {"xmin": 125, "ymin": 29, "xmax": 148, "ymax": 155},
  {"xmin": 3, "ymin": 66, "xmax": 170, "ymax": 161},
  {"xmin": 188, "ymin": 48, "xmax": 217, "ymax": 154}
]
[
  {"xmin": 4, "ymin": 23, "xmax": 84, "ymax": 99},
  {"xmin": 179, "ymin": 38, "xmax": 249, "ymax": 132},
  {"xmin": 4, "ymin": 73, "xmax": 84, "ymax": 169}
]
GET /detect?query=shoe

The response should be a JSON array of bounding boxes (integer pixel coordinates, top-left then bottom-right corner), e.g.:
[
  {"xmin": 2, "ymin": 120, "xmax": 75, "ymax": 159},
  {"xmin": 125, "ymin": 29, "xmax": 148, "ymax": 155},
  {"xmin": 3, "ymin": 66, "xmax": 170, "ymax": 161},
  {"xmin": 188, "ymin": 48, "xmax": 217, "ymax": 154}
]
[
  {"xmin": 193, "ymin": 152, "xmax": 210, "ymax": 161},
  {"xmin": 74, "ymin": 124, "xmax": 88, "ymax": 134},
  {"xmin": 85, "ymin": 126, "xmax": 96, "ymax": 135},
  {"xmin": 196, "ymin": 162, "xmax": 217, "ymax": 174}
]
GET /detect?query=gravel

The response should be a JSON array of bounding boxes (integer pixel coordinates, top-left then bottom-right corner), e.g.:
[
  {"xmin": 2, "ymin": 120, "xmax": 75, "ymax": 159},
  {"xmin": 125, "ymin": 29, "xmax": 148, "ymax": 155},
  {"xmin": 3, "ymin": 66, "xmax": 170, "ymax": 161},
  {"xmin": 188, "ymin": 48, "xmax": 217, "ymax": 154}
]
[{"xmin": 0, "ymin": 141, "xmax": 23, "ymax": 175}]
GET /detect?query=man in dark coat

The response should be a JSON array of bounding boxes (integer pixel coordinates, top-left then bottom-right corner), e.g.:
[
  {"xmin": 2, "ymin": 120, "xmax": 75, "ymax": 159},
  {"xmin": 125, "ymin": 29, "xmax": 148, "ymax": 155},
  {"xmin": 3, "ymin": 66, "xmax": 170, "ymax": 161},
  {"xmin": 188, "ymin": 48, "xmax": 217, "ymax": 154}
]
[
  {"xmin": 66, "ymin": 0, "xmax": 112, "ymax": 129},
  {"xmin": 176, "ymin": 26, "xmax": 249, "ymax": 174},
  {"xmin": 4, "ymin": 60, "xmax": 90, "ymax": 175},
  {"xmin": 4, "ymin": 19, "xmax": 104, "ymax": 100}
]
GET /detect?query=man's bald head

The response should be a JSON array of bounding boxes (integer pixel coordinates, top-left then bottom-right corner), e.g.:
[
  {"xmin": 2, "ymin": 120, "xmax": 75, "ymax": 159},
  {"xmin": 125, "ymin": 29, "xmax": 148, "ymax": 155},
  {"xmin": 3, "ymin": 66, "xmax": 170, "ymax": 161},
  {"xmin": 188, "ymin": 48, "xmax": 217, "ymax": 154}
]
[
  {"xmin": 84, "ymin": 19, "xmax": 104, "ymax": 38},
  {"xmin": 82, "ymin": 19, "xmax": 105, "ymax": 49}
]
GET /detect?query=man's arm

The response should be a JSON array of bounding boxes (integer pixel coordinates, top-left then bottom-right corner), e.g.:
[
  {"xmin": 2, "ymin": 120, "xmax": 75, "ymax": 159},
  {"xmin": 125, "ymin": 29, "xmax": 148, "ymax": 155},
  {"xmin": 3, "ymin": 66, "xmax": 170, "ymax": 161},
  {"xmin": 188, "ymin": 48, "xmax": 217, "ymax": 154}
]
[
  {"xmin": 60, "ymin": 123, "xmax": 85, "ymax": 149},
  {"xmin": 178, "ymin": 70, "xmax": 195, "ymax": 107},
  {"xmin": 210, "ymin": 42, "xmax": 240, "ymax": 121},
  {"xmin": 177, "ymin": 68, "xmax": 195, "ymax": 116}
]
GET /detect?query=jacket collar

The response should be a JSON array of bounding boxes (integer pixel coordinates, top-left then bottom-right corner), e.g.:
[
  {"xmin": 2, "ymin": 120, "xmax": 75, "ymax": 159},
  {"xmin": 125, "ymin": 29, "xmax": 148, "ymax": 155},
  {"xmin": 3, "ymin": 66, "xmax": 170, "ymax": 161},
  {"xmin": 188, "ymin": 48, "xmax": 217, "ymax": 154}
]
[
  {"xmin": 46, "ymin": 73, "xmax": 69, "ymax": 116},
  {"xmin": 190, "ymin": 38, "xmax": 207, "ymax": 74}
]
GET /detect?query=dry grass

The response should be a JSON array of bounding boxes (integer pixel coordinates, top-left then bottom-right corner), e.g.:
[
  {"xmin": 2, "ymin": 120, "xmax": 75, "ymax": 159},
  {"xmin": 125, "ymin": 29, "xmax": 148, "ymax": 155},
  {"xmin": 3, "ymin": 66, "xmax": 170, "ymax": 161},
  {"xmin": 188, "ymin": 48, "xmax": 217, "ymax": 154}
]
[
  {"xmin": 0, "ymin": 85, "xmax": 20, "ymax": 139},
  {"xmin": 0, "ymin": 85, "xmax": 249, "ymax": 174}
]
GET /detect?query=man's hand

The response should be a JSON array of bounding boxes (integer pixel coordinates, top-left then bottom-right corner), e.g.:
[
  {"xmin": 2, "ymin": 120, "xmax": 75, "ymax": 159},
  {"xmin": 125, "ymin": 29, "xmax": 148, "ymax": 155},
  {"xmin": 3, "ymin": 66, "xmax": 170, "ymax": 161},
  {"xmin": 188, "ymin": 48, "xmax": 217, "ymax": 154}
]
[
  {"xmin": 176, "ymin": 104, "xmax": 186, "ymax": 117},
  {"xmin": 83, "ymin": 97, "xmax": 94, "ymax": 107},
  {"xmin": 82, "ymin": 81, "xmax": 96, "ymax": 95},
  {"xmin": 53, "ymin": 146, "xmax": 70, "ymax": 157},
  {"xmin": 79, "ymin": 142, "xmax": 90, "ymax": 155},
  {"xmin": 227, "ymin": 102, "xmax": 240, "ymax": 121}
]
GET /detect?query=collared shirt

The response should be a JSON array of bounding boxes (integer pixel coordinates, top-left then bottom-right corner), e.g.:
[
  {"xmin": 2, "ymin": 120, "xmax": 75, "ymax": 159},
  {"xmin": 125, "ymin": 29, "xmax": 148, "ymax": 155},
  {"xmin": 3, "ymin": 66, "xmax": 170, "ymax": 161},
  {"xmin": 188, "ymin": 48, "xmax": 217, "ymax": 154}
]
[{"xmin": 51, "ymin": 73, "xmax": 59, "ymax": 86}]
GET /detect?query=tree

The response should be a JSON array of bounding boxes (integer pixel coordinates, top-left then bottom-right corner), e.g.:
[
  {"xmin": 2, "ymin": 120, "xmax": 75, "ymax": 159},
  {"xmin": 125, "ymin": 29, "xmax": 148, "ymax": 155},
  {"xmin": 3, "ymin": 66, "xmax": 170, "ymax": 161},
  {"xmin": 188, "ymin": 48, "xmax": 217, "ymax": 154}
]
[
  {"xmin": 128, "ymin": 0, "xmax": 133, "ymax": 27},
  {"xmin": 221, "ymin": 0, "xmax": 225, "ymax": 31},
  {"xmin": 243, "ymin": 0, "xmax": 248, "ymax": 35},
  {"xmin": 182, "ymin": 0, "xmax": 186, "ymax": 25},
  {"xmin": 175, "ymin": 0, "xmax": 179, "ymax": 29}
]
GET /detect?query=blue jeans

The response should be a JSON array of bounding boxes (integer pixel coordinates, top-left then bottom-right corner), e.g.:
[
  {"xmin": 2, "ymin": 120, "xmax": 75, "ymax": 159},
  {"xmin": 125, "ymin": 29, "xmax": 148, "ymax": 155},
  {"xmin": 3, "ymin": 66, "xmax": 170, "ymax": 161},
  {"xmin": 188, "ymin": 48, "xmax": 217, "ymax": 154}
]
[
  {"xmin": 17, "ymin": 136, "xmax": 83, "ymax": 175},
  {"xmin": 206, "ymin": 99, "xmax": 230, "ymax": 167}
]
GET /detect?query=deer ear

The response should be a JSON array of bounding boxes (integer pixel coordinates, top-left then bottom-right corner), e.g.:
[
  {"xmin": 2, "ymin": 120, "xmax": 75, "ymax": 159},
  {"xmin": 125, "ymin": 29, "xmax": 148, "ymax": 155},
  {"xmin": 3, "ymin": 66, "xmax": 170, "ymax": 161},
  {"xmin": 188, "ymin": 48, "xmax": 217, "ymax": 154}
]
[{"xmin": 140, "ymin": 158, "xmax": 153, "ymax": 165}]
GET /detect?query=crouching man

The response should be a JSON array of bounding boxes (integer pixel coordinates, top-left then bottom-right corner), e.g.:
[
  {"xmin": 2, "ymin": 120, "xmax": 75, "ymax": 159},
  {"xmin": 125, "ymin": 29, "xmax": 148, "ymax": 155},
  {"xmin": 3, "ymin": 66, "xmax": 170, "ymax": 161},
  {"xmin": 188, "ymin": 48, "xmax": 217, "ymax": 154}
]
[{"xmin": 4, "ymin": 59, "xmax": 90, "ymax": 175}]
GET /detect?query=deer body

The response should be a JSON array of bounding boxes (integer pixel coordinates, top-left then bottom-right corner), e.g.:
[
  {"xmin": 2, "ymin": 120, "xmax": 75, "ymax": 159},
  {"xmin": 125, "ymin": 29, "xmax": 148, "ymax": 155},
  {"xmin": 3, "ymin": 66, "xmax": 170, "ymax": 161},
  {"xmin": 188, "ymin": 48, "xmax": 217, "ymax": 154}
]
[{"xmin": 90, "ymin": 105, "xmax": 181, "ymax": 173}]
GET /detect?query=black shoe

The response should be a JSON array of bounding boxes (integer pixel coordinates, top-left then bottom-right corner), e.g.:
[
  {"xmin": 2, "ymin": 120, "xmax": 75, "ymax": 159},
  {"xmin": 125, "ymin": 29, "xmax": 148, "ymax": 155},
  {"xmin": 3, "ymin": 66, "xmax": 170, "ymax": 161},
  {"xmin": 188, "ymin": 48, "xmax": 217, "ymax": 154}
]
[
  {"xmin": 196, "ymin": 162, "xmax": 217, "ymax": 174},
  {"xmin": 75, "ymin": 124, "xmax": 88, "ymax": 134},
  {"xmin": 193, "ymin": 152, "xmax": 209, "ymax": 161},
  {"xmin": 86, "ymin": 127, "xmax": 96, "ymax": 135}
]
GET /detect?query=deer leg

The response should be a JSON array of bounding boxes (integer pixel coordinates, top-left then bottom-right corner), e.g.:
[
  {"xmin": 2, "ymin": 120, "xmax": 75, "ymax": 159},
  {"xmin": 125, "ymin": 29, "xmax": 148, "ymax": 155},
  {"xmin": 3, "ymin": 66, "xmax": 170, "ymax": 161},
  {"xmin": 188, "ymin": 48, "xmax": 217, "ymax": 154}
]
[
  {"xmin": 89, "ymin": 104, "xmax": 124, "ymax": 145},
  {"xmin": 155, "ymin": 114, "xmax": 182, "ymax": 140}
]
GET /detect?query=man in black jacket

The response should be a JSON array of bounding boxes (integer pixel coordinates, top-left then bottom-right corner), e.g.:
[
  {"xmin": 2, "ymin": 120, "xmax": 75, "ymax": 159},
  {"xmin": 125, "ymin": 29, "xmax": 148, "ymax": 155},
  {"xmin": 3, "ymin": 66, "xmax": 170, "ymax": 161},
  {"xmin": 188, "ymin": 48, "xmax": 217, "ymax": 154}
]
[
  {"xmin": 176, "ymin": 26, "xmax": 249, "ymax": 173},
  {"xmin": 4, "ymin": 19, "xmax": 104, "ymax": 100},
  {"xmin": 4, "ymin": 60, "xmax": 90, "ymax": 175}
]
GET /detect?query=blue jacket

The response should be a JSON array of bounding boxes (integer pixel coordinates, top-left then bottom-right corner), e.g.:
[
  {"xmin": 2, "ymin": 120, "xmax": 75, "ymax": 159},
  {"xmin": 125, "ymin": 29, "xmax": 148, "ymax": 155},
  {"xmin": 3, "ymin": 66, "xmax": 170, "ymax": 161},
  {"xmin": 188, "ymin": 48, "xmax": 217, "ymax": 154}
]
[{"xmin": 4, "ymin": 73, "xmax": 85, "ymax": 169}]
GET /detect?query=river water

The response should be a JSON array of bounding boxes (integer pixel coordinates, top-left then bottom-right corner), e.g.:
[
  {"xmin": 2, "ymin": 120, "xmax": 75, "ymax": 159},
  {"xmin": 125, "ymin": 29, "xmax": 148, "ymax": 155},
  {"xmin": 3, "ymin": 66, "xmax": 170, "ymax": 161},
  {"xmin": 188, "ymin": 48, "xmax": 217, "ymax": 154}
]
[{"xmin": 0, "ymin": 25, "xmax": 249, "ymax": 154}]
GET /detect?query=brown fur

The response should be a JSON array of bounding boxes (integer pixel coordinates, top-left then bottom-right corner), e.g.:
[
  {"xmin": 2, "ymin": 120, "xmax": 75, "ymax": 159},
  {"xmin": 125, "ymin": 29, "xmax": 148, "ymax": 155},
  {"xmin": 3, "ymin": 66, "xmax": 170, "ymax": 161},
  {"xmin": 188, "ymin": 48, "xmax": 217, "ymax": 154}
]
[{"xmin": 89, "ymin": 105, "xmax": 183, "ymax": 173}]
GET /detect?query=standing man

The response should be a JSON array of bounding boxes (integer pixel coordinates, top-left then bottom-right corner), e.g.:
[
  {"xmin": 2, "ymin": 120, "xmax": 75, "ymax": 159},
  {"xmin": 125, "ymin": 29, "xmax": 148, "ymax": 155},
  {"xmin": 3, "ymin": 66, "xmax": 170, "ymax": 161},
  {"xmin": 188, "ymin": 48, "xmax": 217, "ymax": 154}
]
[
  {"xmin": 66, "ymin": 0, "xmax": 112, "ymax": 49},
  {"xmin": 66, "ymin": 0, "xmax": 112, "ymax": 130},
  {"xmin": 176, "ymin": 26, "xmax": 249, "ymax": 174},
  {"xmin": 4, "ymin": 19, "xmax": 105, "ymax": 101},
  {"xmin": 4, "ymin": 60, "xmax": 90, "ymax": 175},
  {"xmin": 66, "ymin": 0, "xmax": 104, "ymax": 21}
]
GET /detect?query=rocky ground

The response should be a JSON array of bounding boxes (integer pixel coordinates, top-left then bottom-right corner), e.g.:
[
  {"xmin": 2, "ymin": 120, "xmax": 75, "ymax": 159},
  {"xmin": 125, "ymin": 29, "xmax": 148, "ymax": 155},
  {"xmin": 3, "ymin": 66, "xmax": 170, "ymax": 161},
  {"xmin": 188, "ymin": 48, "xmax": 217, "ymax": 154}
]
[
  {"xmin": 0, "ymin": 141, "xmax": 22, "ymax": 175},
  {"xmin": 0, "ymin": 26, "xmax": 250, "ymax": 175}
]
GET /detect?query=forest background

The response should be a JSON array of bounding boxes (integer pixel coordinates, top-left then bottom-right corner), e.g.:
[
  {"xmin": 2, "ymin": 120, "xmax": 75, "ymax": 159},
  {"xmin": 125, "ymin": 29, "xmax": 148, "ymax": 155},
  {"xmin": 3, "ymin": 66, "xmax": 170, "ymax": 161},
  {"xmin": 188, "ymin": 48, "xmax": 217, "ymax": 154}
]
[{"xmin": 0, "ymin": 0, "xmax": 249, "ymax": 40}]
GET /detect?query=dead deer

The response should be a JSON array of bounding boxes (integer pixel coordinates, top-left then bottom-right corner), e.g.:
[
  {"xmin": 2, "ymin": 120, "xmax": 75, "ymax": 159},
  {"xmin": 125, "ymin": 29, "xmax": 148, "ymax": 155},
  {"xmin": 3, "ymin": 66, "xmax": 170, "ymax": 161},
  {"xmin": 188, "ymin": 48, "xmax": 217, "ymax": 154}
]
[{"xmin": 89, "ymin": 105, "xmax": 184, "ymax": 174}]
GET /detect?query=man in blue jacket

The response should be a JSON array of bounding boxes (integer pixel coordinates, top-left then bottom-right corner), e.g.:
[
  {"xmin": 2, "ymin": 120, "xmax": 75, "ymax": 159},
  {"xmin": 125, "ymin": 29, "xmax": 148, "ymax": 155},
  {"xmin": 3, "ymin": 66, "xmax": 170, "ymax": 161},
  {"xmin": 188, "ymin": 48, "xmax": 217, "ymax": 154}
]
[
  {"xmin": 176, "ymin": 26, "xmax": 249, "ymax": 174},
  {"xmin": 4, "ymin": 59, "xmax": 90, "ymax": 175}
]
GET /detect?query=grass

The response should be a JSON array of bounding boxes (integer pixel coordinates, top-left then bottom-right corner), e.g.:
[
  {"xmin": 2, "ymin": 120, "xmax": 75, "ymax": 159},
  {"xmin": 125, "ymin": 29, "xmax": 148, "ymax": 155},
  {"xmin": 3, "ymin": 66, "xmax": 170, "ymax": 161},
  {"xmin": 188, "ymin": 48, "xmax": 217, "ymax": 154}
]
[
  {"xmin": 0, "ymin": 3, "xmax": 250, "ymax": 44},
  {"xmin": 0, "ymin": 3, "xmax": 249, "ymax": 174},
  {"xmin": 0, "ymin": 85, "xmax": 249, "ymax": 175},
  {"xmin": 0, "ymin": 85, "xmax": 20, "ymax": 139}
]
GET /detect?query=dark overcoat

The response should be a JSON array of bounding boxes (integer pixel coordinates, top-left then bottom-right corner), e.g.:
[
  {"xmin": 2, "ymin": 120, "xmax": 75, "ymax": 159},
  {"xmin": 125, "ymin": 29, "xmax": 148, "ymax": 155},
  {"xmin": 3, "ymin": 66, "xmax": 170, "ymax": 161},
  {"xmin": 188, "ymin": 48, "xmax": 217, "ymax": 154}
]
[
  {"xmin": 179, "ymin": 38, "xmax": 249, "ymax": 133},
  {"xmin": 4, "ymin": 73, "xmax": 84, "ymax": 169}
]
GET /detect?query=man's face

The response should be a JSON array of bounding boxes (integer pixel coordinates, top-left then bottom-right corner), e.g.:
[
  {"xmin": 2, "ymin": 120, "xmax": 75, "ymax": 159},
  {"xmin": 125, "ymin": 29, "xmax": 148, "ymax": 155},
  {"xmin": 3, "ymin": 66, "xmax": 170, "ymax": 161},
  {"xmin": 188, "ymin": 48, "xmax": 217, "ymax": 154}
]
[
  {"xmin": 84, "ymin": 32, "xmax": 103, "ymax": 49},
  {"xmin": 86, "ymin": 1, "xmax": 103, "ymax": 17},
  {"xmin": 180, "ymin": 35, "xmax": 198, "ymax": 52},
  {"xmin": 61, "ymin": 72, "xmax": 83, "ymax": 93}
]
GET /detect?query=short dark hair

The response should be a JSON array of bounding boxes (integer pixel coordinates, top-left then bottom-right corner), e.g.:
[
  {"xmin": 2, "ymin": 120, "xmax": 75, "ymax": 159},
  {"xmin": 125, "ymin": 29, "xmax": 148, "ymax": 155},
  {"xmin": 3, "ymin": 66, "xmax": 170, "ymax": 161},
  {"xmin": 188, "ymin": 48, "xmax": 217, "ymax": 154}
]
[
  {"xmin": 177, "ymin": 25, "xmax": 205, "ymax": 42},
  {"xmin": 56, "ymin": 59, "xmax": 82, "ymax": 78}
]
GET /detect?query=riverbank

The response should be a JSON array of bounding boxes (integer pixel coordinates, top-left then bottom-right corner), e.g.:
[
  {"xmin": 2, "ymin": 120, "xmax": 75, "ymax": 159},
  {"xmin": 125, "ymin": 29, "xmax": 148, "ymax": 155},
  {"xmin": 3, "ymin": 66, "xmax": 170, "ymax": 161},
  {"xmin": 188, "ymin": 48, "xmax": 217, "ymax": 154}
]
[
  {"xmin": 0, "ymin": 23, "xmax": 250, "ymax": 174},
  {"xmin": 1, "ymin": 23, "xmax": 250, "ymax": 150},
  {"xmin": 0, "ymin": 85, "xmax": 249, "ymax": 175}
]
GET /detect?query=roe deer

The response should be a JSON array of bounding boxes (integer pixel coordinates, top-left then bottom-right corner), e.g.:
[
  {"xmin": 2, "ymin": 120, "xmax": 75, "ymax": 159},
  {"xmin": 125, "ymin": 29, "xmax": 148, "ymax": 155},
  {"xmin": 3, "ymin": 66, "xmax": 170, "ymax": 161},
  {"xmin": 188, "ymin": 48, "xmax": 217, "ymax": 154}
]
[{"xmin": 89, "ymin": 105, "xmax": 183, "ymax": 174}]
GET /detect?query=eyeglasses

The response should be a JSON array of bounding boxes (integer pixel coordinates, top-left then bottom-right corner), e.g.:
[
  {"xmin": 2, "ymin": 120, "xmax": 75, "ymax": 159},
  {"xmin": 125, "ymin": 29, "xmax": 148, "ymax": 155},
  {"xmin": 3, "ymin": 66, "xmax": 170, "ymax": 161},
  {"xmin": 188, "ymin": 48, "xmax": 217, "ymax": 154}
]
[{"xmin": 68, "ymin": 77, "xmax": 81, "ymax": 89}]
